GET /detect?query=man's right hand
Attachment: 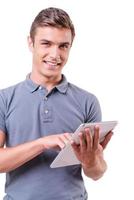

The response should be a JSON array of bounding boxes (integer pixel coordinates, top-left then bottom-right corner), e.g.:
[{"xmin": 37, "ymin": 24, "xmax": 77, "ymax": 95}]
[
  {"xmin": 39, "ymin": 133, "xmax": 73, "ymax": 151},
  {"xmin": 0, "ymin": 131, "xmax": 73, "ymax": 173}
]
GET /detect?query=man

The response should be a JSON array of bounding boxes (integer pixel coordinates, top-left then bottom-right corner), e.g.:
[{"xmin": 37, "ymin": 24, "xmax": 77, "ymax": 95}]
[{"xmin": 0, "ymin": 7, "xmax": 112, "ymax": 200}]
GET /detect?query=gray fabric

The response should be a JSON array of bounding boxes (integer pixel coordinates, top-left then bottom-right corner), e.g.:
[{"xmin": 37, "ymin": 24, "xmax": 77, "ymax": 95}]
[{"xmin": 0, "ymin": 74, "xmax": 101, "ymax": 200}]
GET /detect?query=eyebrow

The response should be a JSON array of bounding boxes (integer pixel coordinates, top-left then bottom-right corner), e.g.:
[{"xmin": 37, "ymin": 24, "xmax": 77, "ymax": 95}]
[{"xmin": 40, "ymin": 39, "xmax": 71, "ymax": 46}]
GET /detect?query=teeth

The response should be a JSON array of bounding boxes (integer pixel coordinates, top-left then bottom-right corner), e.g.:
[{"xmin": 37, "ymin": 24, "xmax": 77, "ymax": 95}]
[
  {"xmin": 45, "ymin": 61, "xmax": 58, "ymax": 66},
  {"xmin": 43, "ymin": 61, "xmax": 61, "ymax": 70}
]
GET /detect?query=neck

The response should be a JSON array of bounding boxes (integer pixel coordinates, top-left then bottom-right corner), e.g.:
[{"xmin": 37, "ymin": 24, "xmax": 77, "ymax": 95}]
[{"xmin": 30, "ymin": 72, "xmax": 62, "ymax": 91}]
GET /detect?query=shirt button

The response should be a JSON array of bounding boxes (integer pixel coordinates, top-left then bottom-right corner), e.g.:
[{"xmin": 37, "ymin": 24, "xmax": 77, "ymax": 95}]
[
  {"xmin": 45, "ymin": 109, "xmax": 49, "ymax": 114},
  {"xmin": 39, "ymin": 86, "xmax": 42, "ymax": 90}
]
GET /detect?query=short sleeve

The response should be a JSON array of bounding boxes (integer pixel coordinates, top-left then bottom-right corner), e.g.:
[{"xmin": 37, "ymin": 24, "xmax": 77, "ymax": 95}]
[
  {"xmin": 0, "ymin": 91, "xmax": 7, "ymax": 133},
  {"xmin": 86, "ymin": 94, "xmax": 102, "ymax": 123}
]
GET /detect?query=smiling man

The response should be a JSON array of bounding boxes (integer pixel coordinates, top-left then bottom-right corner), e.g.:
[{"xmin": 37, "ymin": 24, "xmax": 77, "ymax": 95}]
[
  {"xmin": 0, "ymin": 7, "xmax": 112, "ymax": 200},
  {"xmin": 28, "ymin": 26, "xmax": 72, "ymax": 90}
]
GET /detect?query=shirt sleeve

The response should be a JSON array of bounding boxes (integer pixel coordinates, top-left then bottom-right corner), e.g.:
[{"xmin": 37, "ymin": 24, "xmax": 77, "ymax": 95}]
[
  {"xmin": 86, "ymin": 94, "xmax": 102, "ymax": 123},
  {"xmin": 0, "ymin": 91, "xmax": 7, "ymax": 133}
]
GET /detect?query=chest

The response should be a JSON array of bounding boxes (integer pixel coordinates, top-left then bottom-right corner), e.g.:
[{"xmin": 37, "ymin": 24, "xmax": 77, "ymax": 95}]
[{"xmin": 5, "ymin": 92, "xmax": 86, "ymax": 146}]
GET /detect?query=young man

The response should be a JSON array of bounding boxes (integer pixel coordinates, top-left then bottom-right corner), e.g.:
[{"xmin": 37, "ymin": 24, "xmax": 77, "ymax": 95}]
[{"xmin": 0, "ymin": 7, "xmax": 112, "ymax": 200}]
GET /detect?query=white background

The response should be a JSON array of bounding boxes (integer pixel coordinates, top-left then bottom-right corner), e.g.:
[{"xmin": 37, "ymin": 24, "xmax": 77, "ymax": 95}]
[{"xmin": 0, "ymin": 0, "xmax": 134, "ymax": 199}]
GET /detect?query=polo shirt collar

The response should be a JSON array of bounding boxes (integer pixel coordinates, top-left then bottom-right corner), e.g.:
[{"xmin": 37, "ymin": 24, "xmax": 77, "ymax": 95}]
[
  {"xmin": 56, "ymin": 75, "xmax": 68, "ymax": 94},
  {"xmin": 25, "ymin": 74, "xmax": 39, "ymax": 93},
  {"xmin": 25, "ymin": 73, "xmax": 68, "ymax": 94}
]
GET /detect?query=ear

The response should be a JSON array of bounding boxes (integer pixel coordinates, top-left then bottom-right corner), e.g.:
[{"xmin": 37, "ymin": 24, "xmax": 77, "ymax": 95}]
[{"xmin": 27, "ymin": 36, "xmax": 34, "ymax": 52}]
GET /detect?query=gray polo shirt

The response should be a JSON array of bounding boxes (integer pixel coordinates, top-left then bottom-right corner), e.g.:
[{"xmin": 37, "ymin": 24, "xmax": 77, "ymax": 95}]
[{"xmin": 0, "ymin": 74, "xmax": 101, "ymax": 200}]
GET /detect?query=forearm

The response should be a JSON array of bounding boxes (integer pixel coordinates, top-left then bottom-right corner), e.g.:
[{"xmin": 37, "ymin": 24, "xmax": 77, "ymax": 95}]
[
  {"xmin": 0, "ymin": 138, "xmax": 44, "ymax": 173},
  {"xmin": 82, "ymin": 157, "xmax": 107, "ymax": 180}
]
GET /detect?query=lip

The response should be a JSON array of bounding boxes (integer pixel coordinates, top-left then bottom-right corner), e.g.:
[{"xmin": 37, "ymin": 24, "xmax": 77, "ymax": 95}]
[
  {"xmin": 45, "ymin": 61, "xmax": 58, "ymax": 65},
  {"xmin": 43, "ymin": 60, "xmax": 61, "ymax": 70},
  {"xmin": 44, "ymin": 61, "xmax": 61, "ymax": 65}
]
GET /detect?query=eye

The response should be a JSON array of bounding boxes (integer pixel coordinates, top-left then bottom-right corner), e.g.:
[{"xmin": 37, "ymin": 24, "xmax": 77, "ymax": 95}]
[
  {"xmin": 41, "ymin": 42, "xmax": 51, "ymax": 47},
  {"xmin": 59, "ymin": 44, "xmax": 69, "ymax": 50}
]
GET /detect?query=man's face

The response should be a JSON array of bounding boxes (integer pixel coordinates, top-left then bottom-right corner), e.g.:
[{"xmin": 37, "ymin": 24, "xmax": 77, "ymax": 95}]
[{"xmin": 28, "ymin": 26, "xmax": 72, "ymax": 79}]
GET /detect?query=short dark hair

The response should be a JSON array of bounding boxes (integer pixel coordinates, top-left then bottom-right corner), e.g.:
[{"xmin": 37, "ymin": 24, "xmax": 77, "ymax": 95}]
[{"xmin": 30, "ymin": 7, "xmax": 75, "ymax": 42}]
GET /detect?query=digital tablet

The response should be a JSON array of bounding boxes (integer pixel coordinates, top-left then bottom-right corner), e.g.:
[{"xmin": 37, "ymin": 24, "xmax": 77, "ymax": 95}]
[{"xmin": 50, "ymin": 120, "xmax": 118, "ymax": 168}]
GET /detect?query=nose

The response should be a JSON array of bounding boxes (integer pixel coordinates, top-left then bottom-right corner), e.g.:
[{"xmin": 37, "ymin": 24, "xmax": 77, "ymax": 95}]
[{"xmin": 49, "ymin": 45, "xmax": 60, "ymax": 60}]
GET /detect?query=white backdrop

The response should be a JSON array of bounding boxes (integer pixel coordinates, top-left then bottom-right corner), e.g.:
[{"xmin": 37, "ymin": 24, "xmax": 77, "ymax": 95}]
[{"xmin": 0, "ymin": 0, "xmax": 134, "ymax": 199}]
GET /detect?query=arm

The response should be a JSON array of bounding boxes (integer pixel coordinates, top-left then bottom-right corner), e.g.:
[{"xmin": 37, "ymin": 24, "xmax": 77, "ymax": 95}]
[
  {"xmin": 0, "ymin": 130, "xmax": 72, "ymax": 173},
  {"xmin": 71, "ymin": 126, "xmax": 113, "ymax": 180}
]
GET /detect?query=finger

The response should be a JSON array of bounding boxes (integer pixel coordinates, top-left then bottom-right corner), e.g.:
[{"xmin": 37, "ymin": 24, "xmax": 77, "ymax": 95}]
[
  {"xmin": 64, "ymin": 133, "xmax": 73, "ymax": 141},
  {"xmin": 59, "ymin": 133, "xmax": 72, "ymax": 146},
  {"xmin": 93, "ymin": 126, "xmax": 99, "ymax": 150},
  {"xmin": 100, "ymin": 131, "xmax": 113, "ymax": 149},
  {"xmin": 84, "ymin": 128, "xmax": 92, "ymax": 150},
  {"xmin": 79, "ymin": 132, "xmax": 87, "ymax": 153},
  {"xmin": 71, "ymin": 141, "xmax": 81, "ymax": 158},
  {"xmin": 58, "ymin": 135, "xmax": 70, "ymax": 149},
  {"xmin": 58, "ymin": 137, "xmax": 66, "ymax": 149},
  {"xmin": 71, "ymin": 141, "xmax": 80, "ymax": 152}
]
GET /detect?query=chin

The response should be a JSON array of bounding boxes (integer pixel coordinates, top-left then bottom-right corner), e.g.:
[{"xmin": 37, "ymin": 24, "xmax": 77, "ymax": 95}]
[{"xmin": 41, "ymin": 71, "xmax": 60, "ymax": 78}]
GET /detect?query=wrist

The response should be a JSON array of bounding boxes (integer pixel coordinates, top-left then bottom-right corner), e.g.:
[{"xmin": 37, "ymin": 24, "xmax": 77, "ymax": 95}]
[
  {"xmin": 35, "ymin": 138, "xmax": 46, "ymax": 151},
  {"xmin": 82, "ymin": 158, "xmax": 107, "ymax": 180}
]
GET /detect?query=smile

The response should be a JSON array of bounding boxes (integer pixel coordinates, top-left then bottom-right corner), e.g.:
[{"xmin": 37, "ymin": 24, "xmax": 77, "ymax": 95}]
[{"xmin": 43, "ymin": 61, "xmax": 61, "ymax": 69}]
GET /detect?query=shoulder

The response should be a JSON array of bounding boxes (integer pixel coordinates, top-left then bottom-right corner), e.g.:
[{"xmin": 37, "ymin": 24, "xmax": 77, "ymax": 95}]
[
  {"xmin": 67, "ymin": 82, "xmax": 102, "ymax": 122},
  {"xmin": 68, "ymin": 82, "xmax": 98, "ymax": 102},
  {"xmin": 0, "ymin": 81, "xmax": 25, "ymax": 102}
]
